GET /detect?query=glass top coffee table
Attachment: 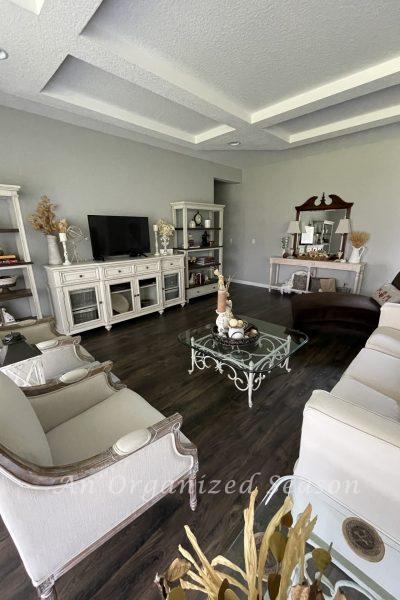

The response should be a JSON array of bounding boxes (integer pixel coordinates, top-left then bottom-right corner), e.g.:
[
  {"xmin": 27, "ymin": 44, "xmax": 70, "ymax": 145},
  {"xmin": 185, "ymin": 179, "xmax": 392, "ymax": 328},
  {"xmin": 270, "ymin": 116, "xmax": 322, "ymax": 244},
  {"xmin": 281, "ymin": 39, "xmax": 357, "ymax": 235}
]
[
  {"xmin": 178, "ymin": 316, "xmax": 308, "ymax": 407},
  {"xmin": 228, "ymin": 476, "xmax": 400, "ymax": 599}
]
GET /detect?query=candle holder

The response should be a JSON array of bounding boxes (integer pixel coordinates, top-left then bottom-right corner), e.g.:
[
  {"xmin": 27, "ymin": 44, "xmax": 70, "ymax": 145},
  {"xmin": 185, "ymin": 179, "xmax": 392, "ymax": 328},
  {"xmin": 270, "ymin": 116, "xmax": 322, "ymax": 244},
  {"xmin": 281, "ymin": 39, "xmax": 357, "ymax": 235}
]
[
  {"xmin": 59, "ymin": 232, "xmax": 71, "ymax": 266},
  {"xmin": 153, "ymin": 225, "xmax": 160, "ymax": 256}
]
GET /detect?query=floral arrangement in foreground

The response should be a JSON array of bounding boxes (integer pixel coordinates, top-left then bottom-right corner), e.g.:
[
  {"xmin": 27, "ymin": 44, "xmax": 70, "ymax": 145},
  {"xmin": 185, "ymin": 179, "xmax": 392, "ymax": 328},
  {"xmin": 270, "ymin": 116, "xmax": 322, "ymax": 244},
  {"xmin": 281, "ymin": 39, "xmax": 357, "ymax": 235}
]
[{"xmin": 155, "ymin": 488, "xmax": 346, "ymax": 600}]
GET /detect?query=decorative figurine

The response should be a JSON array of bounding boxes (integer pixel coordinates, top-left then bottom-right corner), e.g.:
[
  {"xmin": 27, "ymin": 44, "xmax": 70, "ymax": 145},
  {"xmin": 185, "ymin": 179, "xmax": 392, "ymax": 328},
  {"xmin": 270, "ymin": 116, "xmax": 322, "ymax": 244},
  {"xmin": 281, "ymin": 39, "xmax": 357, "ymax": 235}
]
[{"xmin": 201, "ymin": 230, "xmax": 209, "ymax": 247}]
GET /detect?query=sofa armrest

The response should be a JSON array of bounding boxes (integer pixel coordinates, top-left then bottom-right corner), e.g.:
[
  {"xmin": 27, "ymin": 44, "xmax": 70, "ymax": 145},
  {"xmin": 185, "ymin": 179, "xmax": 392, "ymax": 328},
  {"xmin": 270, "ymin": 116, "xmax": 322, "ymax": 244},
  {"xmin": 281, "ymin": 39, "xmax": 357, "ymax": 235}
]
[
  {"xmin": 378, "ymin": 302, "xmax": 400, "ymax": 330},
  {"xmin": 305, "ymin": 389, "xmax": 400, "ymax": 447}
]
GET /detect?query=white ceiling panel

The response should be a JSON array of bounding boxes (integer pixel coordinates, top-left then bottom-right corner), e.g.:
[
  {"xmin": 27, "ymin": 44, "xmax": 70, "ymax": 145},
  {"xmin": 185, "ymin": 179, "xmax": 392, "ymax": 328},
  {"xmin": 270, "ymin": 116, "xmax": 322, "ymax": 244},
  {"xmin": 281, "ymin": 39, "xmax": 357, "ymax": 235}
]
[
  {"xmin": 0, "ymin": 0, "xmax": 400, "ymax": 154},
  {"xmin": 43, "ymin": 56, "xmax": 224, "ymax": 139},
  {"xmin": 276, "ymin": 85, "xmax": 400, "ymax": 133},
  {"xmin": 84, "ymin": 0, "xmax": 400, "ymax": 110}
]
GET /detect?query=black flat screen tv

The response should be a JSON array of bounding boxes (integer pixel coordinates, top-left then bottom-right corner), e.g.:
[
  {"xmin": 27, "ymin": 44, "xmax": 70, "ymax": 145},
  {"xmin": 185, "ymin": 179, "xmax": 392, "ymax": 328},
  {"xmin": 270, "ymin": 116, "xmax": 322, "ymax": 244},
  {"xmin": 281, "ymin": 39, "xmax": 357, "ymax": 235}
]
[{"xmin": 88, "ymin": 215, "xmax": 150, "ymax": 260}]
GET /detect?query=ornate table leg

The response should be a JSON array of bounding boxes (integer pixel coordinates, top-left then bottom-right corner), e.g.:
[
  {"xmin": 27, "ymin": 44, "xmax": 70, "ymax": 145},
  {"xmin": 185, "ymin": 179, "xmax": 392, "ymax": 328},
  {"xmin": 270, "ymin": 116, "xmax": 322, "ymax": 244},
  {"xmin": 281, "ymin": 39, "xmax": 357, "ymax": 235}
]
[
  {"xmin": 188, "ymin": 336, "xmax": 196, "ymax": 374},
  {"xmin": 247, "ymin": 361, "xmax": 255, "ymax": 408},
  {"xmin": 279, "ymin": 335, "xmax": 292, "ymax": 373}
]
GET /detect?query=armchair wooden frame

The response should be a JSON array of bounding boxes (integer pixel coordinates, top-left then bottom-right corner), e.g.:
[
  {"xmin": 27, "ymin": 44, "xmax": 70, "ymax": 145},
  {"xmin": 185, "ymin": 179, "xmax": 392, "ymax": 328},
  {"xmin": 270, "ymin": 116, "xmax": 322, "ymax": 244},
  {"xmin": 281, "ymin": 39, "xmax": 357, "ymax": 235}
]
[{"xmin": 0, "ymin": 362, "xmax": 198, "ymax": 599}]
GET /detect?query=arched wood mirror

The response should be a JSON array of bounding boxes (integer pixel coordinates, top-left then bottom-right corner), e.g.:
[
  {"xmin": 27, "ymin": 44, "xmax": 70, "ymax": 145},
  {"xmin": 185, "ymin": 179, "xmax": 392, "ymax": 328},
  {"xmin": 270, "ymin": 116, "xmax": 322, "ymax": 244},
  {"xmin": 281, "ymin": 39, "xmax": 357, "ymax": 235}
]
[{"xmin": 294, "ymin": 193, "xmax": 353, "ymax": 257}]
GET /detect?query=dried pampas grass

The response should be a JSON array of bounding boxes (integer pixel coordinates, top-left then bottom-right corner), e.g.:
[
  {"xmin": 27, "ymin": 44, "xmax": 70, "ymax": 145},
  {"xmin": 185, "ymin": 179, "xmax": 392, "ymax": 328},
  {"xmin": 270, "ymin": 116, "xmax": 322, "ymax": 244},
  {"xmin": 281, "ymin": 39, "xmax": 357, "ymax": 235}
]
[
  {"xmin": 29, "ymin": 196, "xmax": 58, "ymax": 235},
  {"xmin": 350, "ymin": 231, "xmax": 370, "ymax": 248}
]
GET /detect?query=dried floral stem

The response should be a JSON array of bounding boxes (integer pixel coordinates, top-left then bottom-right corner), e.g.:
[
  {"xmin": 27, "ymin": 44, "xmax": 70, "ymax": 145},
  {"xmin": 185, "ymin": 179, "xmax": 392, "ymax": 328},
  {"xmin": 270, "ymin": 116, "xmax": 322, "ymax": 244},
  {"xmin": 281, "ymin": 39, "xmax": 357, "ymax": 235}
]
[
  {"xmin": 29, "ymin": 196, "xmax": 59, "ymax": 235},
  {"xmin": 350, "ymin": 231, "xmax": 369, "ymax": 248}
]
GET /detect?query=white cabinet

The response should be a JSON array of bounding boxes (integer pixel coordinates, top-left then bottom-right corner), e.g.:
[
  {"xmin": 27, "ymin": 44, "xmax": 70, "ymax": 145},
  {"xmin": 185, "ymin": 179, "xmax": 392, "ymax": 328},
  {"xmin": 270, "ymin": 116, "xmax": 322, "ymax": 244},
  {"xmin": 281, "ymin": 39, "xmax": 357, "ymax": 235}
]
[
  {"xmin": 62, "ymin": 282, "xmax": 106, "ymax": 333},
  {"xmin": 170, "ymin": 201, "xmax": 225, "ymax": 301},
  {"xmin": 45, "ymin": 255, "xmax": 185, "ymax": 334},
  {"xmin": 135, "ymin": 273, "xmax": 162, "ymax": 313},
  {"xmin": 162, "ymin": 270, "xmax": 185, "ymax": 307}
]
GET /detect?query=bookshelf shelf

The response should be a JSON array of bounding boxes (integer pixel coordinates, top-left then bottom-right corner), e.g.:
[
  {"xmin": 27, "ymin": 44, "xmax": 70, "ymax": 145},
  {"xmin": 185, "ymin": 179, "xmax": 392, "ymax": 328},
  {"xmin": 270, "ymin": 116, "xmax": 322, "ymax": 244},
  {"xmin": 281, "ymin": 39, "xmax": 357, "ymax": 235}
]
[
  {"xmin": 0, "ymin": 185, "xmax": 42, "ymax": 322},
  {"xmin": 171, "ymin": 201, "xmax": 224, "ymax": 301}
]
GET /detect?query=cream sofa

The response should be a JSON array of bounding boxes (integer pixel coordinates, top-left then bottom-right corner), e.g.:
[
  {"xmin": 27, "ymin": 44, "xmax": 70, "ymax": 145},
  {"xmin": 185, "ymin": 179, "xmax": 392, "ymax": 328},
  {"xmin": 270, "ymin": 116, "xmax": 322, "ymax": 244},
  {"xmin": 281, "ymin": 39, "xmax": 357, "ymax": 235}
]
[
  {"xmin": 295, "ymin": 302, "xmax": 400, "ymax": 595},
  {"xmin": 0, "ymin": 364, "xmax": 197, "ymax": 599}
]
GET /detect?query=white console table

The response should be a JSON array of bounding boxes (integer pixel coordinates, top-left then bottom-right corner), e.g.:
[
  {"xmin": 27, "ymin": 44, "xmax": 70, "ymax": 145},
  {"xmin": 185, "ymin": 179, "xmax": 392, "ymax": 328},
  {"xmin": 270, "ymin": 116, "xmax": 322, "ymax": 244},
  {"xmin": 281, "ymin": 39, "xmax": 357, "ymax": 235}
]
[
  {"xmin": 268, "ymin": 257, "xmax": 365, "ymax": 294},
  {"xmin": 45, "ymin": 254, "xmax": 185, "ymax": 335}
]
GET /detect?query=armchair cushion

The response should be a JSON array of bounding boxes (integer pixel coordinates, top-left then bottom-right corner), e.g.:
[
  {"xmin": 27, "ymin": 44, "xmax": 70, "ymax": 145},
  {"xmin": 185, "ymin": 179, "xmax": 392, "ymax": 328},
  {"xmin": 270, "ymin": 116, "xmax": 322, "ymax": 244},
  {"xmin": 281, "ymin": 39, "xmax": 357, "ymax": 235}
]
[
  {"xmin": 46, "ymin": 388, "xmax": 166, "ymax": 465},
  {"xmin": 0, "ymin": 373, "xmax": 52, "ymax": 466},
  {"xmin": 365, "ymin": 326, "xmax": 400, "ymax": 359}
]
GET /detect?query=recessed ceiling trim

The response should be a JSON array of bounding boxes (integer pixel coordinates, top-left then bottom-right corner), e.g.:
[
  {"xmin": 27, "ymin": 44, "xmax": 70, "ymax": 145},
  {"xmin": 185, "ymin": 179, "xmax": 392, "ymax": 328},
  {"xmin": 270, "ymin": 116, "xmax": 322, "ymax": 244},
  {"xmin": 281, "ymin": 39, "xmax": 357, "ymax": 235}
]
[
  {"xmin": 9, "ymin": 0, "xmax": 45, "ymax": 15},
  {"xmin": 251, "ymin": 56, "xmax": 400, "ymax": 127},
  {"xmin": 195, "ymin": 125, "xmax": 235, "ymax": 144},
  {"xmin": 267, "ymin": 104, "xmax": 400, "ymax": 145},
  {"xmin": 42, "ymin": 88, "xmax": 234, "ymax": 146}
]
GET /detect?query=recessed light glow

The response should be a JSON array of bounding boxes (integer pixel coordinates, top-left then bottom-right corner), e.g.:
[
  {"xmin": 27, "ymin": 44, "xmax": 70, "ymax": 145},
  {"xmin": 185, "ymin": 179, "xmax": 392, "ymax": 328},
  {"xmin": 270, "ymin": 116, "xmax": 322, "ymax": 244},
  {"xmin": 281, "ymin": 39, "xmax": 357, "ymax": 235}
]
[
  {"xmin": 228, "ymin": 141, "xmax": 241, "ymax": 147},
  {"xmin": 0, "ymin": 48, "xmax": 9, "ymax": 61}
]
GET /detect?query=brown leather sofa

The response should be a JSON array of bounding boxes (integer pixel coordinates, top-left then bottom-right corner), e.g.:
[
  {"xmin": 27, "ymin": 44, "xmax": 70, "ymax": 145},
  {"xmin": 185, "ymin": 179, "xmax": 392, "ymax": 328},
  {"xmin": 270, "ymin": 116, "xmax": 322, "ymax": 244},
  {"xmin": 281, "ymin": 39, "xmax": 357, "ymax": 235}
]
[{"xmin": 291, "ymin": 272, "xmax": 400, "ymax": 335}]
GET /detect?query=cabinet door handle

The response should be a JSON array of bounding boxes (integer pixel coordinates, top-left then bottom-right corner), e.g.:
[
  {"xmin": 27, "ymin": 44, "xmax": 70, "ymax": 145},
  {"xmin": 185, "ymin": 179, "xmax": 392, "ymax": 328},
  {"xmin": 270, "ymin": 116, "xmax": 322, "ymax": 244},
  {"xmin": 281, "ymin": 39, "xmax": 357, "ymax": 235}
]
[
  {"xmin": 79, "ymin": 274, "xmax": 83, "ymax": 278},
  {"xmin": 118, "ymin": 270, "xmax": 121, "ymax": 273}
]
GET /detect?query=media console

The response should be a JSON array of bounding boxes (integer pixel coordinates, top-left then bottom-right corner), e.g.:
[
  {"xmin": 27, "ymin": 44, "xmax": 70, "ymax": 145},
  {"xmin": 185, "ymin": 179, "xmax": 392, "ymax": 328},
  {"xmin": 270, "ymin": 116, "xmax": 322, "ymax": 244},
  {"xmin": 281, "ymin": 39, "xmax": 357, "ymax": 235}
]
[{"xmin": 45, "ymin": 254, "xmax": 185, "ymax": 334}]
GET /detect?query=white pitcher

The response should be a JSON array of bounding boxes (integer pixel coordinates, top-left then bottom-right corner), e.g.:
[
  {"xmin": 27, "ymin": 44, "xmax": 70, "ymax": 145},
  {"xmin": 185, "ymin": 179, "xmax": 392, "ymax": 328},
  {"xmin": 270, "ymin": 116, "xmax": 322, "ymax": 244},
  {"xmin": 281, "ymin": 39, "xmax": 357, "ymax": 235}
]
[{"xmin": 348, "ymin": 245, "xmax": 365, "ymax": 264}]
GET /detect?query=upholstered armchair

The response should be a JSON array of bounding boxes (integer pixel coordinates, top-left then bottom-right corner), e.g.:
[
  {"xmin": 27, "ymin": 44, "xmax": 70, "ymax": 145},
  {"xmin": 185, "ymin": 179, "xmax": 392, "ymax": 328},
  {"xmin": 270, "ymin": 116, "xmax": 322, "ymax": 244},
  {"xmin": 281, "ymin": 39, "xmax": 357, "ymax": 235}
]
[
  {"xmin": 0, "ymin": 316, "xmax": 61, "ymax": 345},
  {"xmin": 0, "ymin": 364, "xmax": 198, "ymax": 599},
  {"xmin": 34, "ymin": 336, "xmax": 97, "ymax": 382}
]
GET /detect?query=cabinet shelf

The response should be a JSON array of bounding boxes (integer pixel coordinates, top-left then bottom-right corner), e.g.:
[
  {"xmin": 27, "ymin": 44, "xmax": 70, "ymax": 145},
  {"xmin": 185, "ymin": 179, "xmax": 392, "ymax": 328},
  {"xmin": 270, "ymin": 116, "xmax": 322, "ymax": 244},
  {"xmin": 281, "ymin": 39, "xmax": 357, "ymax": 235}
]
[
  {"xmin": 138, "ymin": 282, "xmax": 157, "ymax": 289},
  {"xmin": 0, "ymin": 261, "xmax": 33, "ymax": 268},
  {"xmin": 0, "ymin": 287, "xmax": 32, "ymax": 301},
  {"xmin": 173, "ymin": 246, "xmax": 223, "ymax": 252},
  {"xmin": 71, "ymin": 304, "xmax": 98, "ymax": 313},
  {"xmin": 175, "ymin": 227, "xmax": 221, "ymax": 231},
  {"xmin": 189, "ymin": 262, "xmax": 220, "ymax": 271},
  {"xmin": 188, "ymin": 279, "xmax": 218, "ymax": 290}
]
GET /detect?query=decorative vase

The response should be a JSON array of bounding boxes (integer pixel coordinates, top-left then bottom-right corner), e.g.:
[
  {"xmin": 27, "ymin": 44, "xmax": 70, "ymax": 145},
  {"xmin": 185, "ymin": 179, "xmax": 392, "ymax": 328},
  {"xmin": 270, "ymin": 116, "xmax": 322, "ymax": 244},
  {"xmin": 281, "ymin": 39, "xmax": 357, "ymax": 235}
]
[
  {"xmin": 348, "ymin": 245, "xmax": 365, "ymax": 264},
  {"xmin": 46, "ymin": 234, "xmax": 62, "ymax": 265},
  {"xmin": 160, "ymin": 234, "xmax": 170, "ymax": 255}
]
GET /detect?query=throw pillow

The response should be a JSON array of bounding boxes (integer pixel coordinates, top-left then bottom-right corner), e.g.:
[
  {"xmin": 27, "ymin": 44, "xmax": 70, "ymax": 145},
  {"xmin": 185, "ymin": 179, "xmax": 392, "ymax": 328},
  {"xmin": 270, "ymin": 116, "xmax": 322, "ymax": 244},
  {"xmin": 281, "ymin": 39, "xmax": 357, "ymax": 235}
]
[{"xmin": 372, "ymin": 283, "xmax": 400, "ymax": 306}]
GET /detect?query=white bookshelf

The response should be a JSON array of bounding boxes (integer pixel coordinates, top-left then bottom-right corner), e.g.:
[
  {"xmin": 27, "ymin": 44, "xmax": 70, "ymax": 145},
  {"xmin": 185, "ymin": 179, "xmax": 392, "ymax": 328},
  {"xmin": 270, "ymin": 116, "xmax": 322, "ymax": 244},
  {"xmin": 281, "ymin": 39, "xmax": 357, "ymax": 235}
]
[
  {"xmin": 0, "ymin": 185, "xmax": 42, "ymax": 322},
  {"xmin": 171, "ymin": 201, "xmax": 224, "ymax": 300}
]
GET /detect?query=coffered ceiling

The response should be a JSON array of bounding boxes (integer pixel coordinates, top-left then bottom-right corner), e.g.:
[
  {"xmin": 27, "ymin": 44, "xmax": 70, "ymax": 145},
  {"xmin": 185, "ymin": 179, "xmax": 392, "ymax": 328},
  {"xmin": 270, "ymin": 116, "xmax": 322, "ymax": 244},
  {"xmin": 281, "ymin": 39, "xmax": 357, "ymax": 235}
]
[{"xmin": 1, "ymin": 0, "xmax": 400, "ymax": 155}]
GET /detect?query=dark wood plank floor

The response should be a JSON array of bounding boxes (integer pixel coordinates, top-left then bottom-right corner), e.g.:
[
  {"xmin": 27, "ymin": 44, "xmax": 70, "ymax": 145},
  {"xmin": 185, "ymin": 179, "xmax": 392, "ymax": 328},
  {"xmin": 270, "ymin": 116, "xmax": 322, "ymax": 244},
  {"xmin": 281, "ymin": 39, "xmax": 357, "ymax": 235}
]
[{"xmin": 0, "ymin": 284, "xmax": 365, "ymax": 599}]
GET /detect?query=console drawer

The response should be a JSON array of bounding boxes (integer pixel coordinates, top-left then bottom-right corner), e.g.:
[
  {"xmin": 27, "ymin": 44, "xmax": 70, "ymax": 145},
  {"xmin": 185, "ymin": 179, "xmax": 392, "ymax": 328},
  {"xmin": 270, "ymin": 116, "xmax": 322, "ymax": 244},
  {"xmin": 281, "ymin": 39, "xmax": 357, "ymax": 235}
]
[
  {"xmin": 61, "ymin": 269, "xmax": 99, "ymax": 284},
  {"xmin": 135, "ymin": 261, "xmax": 160, "ymax": 274},
  {"xmin": 162, "ymin": 258, "xmax": 183, "ymax": 271},
  {"xmin": 104, "ymin": 265, "xmax": 132, "ymax": 278}
]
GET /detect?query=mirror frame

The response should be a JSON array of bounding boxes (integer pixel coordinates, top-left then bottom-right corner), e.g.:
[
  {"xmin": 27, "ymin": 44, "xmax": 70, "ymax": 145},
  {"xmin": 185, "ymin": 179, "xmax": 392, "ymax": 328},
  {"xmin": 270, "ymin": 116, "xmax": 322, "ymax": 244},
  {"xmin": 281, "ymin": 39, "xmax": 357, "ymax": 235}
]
[{"xmin": 294, "ymin": 193, "xmax": 353, "ymax": 255}]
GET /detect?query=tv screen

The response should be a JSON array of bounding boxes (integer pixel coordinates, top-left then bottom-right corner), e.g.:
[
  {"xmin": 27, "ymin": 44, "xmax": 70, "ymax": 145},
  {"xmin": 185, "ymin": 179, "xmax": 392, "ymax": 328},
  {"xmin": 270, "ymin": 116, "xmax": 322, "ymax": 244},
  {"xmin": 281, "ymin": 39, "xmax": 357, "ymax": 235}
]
[{"xmin": 88, "ymin": 215, "xmax": 150, "ymax": 260}]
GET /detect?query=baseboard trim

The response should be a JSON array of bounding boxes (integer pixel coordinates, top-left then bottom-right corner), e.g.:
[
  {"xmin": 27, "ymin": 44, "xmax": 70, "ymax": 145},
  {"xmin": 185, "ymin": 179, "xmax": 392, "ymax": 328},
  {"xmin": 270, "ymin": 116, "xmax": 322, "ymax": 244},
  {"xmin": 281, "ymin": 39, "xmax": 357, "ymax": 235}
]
[{"xmin": 231, "ymin": 278, "xmax": 269, "ymax": 289}]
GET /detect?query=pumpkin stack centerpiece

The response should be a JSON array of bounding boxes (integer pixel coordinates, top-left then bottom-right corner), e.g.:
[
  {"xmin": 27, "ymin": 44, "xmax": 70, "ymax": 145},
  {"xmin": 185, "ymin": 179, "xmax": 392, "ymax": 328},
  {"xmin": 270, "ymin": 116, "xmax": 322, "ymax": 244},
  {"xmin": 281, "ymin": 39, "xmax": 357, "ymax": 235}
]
[{"xmin": 213, "ymin": 269, "xmax": 259, "ymax": 347}]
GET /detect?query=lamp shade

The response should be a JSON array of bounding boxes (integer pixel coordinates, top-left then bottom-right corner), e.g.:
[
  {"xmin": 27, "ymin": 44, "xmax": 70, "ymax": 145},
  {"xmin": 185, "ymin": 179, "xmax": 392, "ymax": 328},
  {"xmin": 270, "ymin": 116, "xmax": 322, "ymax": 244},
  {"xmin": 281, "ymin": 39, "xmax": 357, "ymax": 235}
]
[
  {"xmin": 286, "ymin": 220, "xmax": 300, "ymax": 234},
  {"xmin": 335, "ymin": 218, "xmax": 351, "ymax": 234}
]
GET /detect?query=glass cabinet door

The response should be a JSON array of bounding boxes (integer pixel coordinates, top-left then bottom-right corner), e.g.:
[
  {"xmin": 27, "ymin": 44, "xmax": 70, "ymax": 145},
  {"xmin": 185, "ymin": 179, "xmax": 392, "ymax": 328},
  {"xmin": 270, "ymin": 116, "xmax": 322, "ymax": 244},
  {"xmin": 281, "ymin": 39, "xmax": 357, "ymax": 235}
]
[
  {"xmin": 107, "ymin": 280, "xmax": 134, "ymax": 319},
  {"xmin": 136, "ymin": 275, "xmax": 161, "ymax": 311},
  {"xmin": 163, "ymin": 272, "xmax": 181, "ymax": 304},
  {"xmin": 64, "ymin": 284, "xmax": 104, "ymax": 329}
]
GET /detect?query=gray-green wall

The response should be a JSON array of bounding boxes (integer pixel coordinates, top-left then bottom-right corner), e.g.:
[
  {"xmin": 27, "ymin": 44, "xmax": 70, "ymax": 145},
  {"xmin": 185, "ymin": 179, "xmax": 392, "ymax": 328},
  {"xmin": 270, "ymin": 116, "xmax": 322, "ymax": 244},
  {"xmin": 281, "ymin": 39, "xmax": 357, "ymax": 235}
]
[
  {"xmin": 0, "ymin": 105, "xmax": 241, "ymax": 316},
  {"xmin": 222, "ymin": 130, "xmax": 400, "ymax": 295}
]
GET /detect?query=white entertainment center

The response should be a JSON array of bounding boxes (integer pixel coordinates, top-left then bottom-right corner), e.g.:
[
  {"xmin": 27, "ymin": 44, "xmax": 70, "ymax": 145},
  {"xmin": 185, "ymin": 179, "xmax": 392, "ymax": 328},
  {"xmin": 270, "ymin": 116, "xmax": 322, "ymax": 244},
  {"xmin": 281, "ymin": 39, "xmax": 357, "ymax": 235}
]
[{"xmin": 45, "ymin": 254, "xmax": 185, "ymax": 335}]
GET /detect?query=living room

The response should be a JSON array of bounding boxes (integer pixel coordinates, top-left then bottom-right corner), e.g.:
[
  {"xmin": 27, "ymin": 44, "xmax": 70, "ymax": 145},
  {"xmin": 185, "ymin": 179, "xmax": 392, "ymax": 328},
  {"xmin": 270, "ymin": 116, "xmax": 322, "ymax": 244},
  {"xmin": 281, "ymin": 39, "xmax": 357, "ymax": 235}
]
[{"xmin": 0, "ymin": 1, "xmax": 399, "ymax": 599}]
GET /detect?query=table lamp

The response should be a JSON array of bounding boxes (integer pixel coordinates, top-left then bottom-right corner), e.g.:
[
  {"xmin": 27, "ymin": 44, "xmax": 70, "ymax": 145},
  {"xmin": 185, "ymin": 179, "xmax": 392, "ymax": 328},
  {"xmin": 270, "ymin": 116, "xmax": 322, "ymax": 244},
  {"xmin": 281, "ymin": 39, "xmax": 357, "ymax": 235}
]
[
  {"xmin": 286, "ymin": 221, "xmax": 301, "ymax": 255},
  {"xmin": 335, "ymin": 218, "xmax": 351, "ymax": 260}
]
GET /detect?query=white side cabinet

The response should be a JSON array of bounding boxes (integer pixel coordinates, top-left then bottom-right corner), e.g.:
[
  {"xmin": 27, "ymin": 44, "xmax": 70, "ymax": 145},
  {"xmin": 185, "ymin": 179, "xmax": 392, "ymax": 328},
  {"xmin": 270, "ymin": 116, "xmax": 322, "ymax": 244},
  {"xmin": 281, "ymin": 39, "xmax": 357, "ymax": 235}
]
[{"xmin": 45, "ymin": 255, "xmax": 185, "ymax": 334}]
